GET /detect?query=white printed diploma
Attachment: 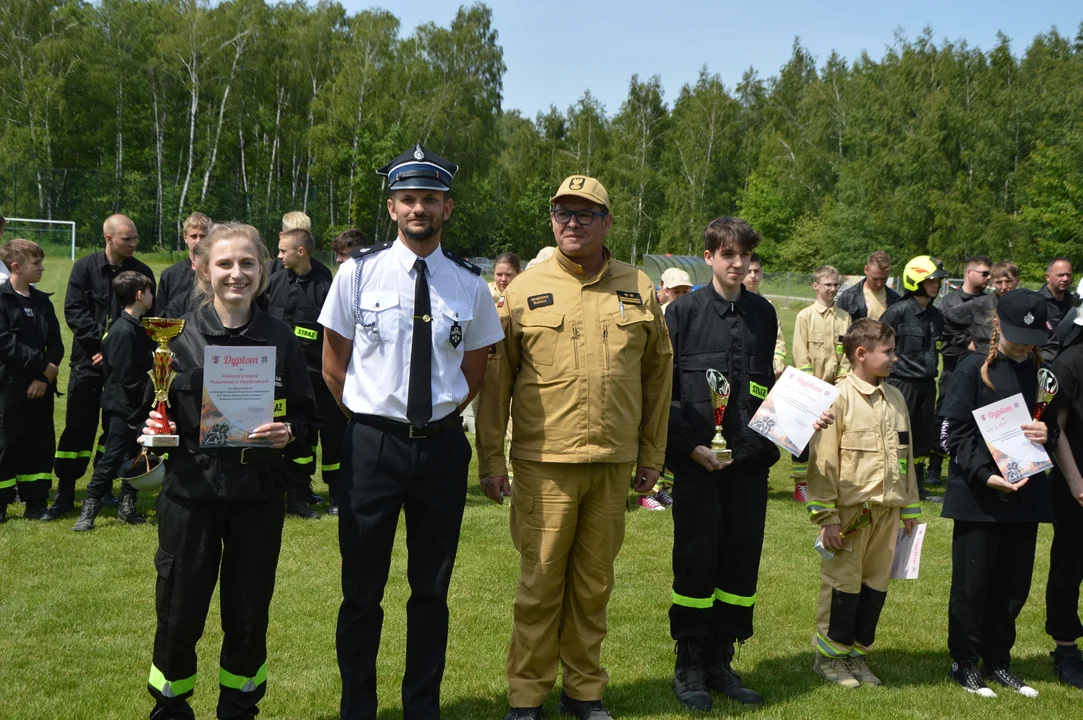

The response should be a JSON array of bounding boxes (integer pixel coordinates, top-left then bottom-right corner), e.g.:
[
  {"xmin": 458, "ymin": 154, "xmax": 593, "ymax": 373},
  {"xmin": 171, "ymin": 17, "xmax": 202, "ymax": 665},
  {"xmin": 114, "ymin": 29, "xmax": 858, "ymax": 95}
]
[
  {"xmin": 749, "ymin": 366, "xmax": 840, "ymax": 456},
  {"xmin": 199, "ymin": 346, "xmax": 276, "ymax": 447},
  {"xmin": 971, "ymin": 392, "xmax": 1052, "ymax": 483}
]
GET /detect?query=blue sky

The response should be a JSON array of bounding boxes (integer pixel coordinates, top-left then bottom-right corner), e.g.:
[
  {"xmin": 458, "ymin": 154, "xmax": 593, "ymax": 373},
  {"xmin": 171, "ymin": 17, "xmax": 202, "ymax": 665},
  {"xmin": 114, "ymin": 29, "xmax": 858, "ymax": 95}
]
[{"xmin": 345, "ymin": 0, "xmax": 1081, "ymax": 119}]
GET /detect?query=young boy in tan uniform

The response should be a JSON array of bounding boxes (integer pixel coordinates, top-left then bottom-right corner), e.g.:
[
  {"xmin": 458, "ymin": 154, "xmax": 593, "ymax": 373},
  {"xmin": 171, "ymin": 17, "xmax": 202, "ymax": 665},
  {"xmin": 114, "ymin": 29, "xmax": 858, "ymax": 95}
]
[
  {"xmin": 806, "ymin": 318, "xmax": 922, "ymax": 687},
  {"xmin": 790, "ymin": 266, "xmax": 852, "ymax": 502}
]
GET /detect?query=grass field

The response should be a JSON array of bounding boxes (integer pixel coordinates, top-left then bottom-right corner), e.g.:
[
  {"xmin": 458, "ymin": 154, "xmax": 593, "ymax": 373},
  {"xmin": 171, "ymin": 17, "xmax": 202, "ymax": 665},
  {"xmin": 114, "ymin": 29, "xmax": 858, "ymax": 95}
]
[{"xmin": 0, "ymin": 257, "xmax": 1077, "ymax": 719}]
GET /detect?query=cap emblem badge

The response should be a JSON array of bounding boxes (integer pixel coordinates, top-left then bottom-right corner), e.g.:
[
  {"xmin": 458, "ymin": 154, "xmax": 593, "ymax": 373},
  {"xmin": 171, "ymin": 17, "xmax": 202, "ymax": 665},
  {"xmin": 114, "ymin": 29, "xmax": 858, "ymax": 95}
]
[
  {"xmin": 569, "ymin": 177, "xmax": 586, "ymax": 190},
  {"xmin": 413, "ymin": 145, "xmax": 424, "ymax": 160},
  {"xmin": 1024, "ymin": 312, "xmax": 1034, "ymax": 326}
]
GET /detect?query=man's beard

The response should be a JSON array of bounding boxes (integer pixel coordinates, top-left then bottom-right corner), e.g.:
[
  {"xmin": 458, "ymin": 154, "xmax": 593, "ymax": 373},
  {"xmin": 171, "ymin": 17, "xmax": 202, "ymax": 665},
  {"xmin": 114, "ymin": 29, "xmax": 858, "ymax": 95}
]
[{"xmin": 400, "ymin": 215, "xmax": 441, "ymax": 242}]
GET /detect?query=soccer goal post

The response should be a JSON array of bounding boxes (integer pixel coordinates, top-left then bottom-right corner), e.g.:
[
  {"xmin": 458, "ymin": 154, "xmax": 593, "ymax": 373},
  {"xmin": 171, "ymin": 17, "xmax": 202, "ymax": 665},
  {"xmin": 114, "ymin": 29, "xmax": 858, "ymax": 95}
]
[{"xmin": 6, "ymin": 217, "xmax": 76, "ymax": 260}]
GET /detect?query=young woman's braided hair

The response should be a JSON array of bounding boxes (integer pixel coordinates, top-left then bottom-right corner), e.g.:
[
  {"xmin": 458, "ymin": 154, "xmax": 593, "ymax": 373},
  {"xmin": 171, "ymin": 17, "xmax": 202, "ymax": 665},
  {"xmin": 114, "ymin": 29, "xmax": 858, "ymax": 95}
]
[{"xmin": 981, "ymin": 321, "xmax": 1043, "ymax": 390}]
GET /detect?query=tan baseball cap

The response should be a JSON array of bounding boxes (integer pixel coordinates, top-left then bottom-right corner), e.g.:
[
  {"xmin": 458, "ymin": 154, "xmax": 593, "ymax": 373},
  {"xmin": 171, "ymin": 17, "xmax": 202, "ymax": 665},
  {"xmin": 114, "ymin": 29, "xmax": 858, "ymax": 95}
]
[
  {"xmin": 661, "ymin": 268, "xmax": 693, "ymax": 289},
  {"xmin": 551, "ymin": 175, "xmax": 610, "ymax": 210}
]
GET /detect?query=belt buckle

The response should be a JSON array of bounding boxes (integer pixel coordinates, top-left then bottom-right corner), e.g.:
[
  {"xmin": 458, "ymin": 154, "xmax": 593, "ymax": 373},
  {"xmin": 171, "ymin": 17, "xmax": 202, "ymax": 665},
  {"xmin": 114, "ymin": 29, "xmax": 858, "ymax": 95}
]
[
  {"xmin": 408, "ymin": 424, "xmax": 425, "ymax": 439},
  {"xmin": 240, "ymin": 447, "xmax": 250, "ymax": 465}
]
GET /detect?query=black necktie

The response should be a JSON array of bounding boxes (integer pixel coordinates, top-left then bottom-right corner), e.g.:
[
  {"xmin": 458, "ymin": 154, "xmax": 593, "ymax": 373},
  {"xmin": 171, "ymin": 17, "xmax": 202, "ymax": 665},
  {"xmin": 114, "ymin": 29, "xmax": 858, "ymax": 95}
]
[{"xmin": 407, "ymin": 258, "xmax": 433, "ymax": 428}]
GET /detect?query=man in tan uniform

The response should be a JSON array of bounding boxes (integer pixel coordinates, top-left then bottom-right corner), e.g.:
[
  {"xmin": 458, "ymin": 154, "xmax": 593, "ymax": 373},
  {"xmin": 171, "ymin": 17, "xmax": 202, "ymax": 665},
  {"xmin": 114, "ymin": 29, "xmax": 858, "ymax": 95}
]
[
  {"xmin": 790, "ymin": 265, "xmax": 852, "ymax": 502},
  {"xmin": 476, "ymin": 175, "xmax": 673, "ymax": 720},
  {"xmin": 745, "ymin": 253, "xmax": 788, "ymax": 377}
]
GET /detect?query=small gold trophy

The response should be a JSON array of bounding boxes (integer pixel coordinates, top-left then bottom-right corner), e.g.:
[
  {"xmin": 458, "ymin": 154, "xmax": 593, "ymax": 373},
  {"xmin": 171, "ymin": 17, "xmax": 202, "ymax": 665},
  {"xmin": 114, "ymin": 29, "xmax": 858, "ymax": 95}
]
[
  {"xmin": 1034, "ymin": 367, "xmax": 1059, "ymax": 421},
  {"xmin": 706, "ymin": 369, "xmax": 731, "ymax": 462},
  {"xmin": 141, "ymin": 317, "xmax": 186, "ymax": 447}
]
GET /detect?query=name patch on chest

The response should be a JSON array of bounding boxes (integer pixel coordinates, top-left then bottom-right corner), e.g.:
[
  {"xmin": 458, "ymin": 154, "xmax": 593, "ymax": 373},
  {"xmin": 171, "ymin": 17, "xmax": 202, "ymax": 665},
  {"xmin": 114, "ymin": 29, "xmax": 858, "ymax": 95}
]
[
  {"xmin": 616, "ymin": 290, "xmax": 642, "ymax": 305},
  {"xmin": 294, "ymin": 326, "xmax": 318, "ymax": 341},
  {"xmin": 527, "ymin": 293, "xmax": 554, "ymax": 310},
  {"xmin": 274, "ymin": 398, "xmax": 287, "ymax": 417},
  {"xmin": 750, "ymin": 381, "xmax": 768, "ymax": 400}
]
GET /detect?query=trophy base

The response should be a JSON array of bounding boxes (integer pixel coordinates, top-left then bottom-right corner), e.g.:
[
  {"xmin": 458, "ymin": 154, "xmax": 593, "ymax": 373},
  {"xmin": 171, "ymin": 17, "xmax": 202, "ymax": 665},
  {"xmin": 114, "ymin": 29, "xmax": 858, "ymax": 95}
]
[
  {"xmin": 142, "ymin": 434, "xmax": 179, "ymax": 448},
  {"xmin": 713, "ymin": 448, "xmax": 731, "ymax": 462}
]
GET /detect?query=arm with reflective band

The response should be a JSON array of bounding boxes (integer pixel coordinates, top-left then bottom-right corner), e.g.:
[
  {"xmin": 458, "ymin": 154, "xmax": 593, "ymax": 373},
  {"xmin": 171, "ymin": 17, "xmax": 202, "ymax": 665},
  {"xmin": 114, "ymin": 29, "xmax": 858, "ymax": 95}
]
[
  {"xmin": 900, "ymin": 503, "xmax": 922, "ymax": 519},
  {"xmin": 219, "ymin": 663, "xmax": 267, "ymax": 691},
  {"xmin": 148, "ymin": 664, "xmax": 197, "ymax": 697},
  {"xmin": 806, "ymin": 393, "xmax": 843, "ymax": 526}
]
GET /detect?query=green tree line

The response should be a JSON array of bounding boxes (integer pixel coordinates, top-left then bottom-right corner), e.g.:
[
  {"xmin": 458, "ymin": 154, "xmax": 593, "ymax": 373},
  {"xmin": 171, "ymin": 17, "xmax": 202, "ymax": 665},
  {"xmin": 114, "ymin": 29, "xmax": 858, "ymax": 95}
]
[{"xmin": 1, "ymin": 0, "xmax": 1081, "ymax": 276}]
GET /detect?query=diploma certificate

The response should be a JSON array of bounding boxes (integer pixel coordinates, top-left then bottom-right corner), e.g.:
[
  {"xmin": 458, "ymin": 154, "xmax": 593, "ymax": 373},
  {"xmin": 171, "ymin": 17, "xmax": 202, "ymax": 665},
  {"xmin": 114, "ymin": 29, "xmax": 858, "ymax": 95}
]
[
  {"xmin": 199, "ymin": 346, "xmax": 276, "ymax": 447},
  {"xmin": 749, "ymin": 366, "xmax": 840, "ymax": 456},
  {"xmin": 971, "ymin": 392, "xmax": 1052, "ymax": 483}
]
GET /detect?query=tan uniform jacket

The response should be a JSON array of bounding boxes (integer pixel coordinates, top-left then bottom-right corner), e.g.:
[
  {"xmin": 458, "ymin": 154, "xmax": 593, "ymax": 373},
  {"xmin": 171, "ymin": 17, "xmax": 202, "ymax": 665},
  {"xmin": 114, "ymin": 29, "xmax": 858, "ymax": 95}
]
[
  {"xmin": 793, "ymin": 301, "xmax": 852, "ymax": 384},
  {"xmin": 806, "ymin": 373, "xmax": 922, "ymax": 527},
  {"xmin": 476, "ymin": 249, "xmax": 673, "ymax": 477}
]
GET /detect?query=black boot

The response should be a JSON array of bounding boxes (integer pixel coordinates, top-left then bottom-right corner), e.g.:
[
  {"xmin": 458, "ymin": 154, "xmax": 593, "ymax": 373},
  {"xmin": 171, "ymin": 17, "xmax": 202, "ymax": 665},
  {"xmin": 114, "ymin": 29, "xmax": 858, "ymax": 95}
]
[
  {"xmin": 72, "ymin": 498, "xmax": 102, "ymax": 531},
  {"xmin": 286, "ymin": 494, "xmax": 320, "ymax": 519},
  {"xmin": 117, "ymin": 493, "xmax": 146, "ymax": 525},
  {"xmin": 1052, "ymin": 645, "xmax": 1083, "ymax": 689},
  {"xmin": 706, "ymin": 639, "xmax": 763, "ymax": 705},
  {"xmin": 24, "ymin": 500, "xmax": 55, "ymax": 521},
  {"xmin": 673, "ymin": 639, "xmax": 712, "ymax": 711},
  {"xmin": 49, "ymin": 481, "xmax": 76, "ymax": 518},
  {"xmin": 926, "ymin": 453, "xmax": 944, "ymax": 486}
]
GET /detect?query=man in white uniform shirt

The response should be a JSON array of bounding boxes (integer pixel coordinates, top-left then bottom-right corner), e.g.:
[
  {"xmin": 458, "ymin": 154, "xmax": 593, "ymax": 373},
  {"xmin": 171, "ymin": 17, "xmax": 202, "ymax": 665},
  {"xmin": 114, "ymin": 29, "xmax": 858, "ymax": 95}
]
[{"xmin": 319, "ymin": 144, "xmax": 503, "ymax": 720}]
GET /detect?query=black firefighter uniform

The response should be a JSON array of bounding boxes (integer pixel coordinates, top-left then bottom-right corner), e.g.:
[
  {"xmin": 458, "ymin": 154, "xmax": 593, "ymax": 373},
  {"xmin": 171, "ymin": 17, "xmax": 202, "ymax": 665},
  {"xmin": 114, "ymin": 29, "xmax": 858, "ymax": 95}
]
[{"xmin": 476, "ymin": 247, "xmax": 672, "ymax": 708}]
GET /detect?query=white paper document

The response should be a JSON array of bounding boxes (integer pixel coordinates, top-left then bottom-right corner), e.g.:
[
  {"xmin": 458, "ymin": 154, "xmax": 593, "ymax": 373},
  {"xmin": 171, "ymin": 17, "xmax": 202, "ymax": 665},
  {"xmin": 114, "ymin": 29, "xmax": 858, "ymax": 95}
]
[
  {"xmin": 749, "ymin": 366, "xmax": 840, "ymax": 456},
  {"xmin": 199, "ymin": 346, "xmax": 276, "ymax": 447},
  {"xmin": 890, "ymin": 523, "xmax": 927, "ymax": 580},
  {"xmin": 971, "ymin": 392, "xmax": 1052, "ymax": 483}
]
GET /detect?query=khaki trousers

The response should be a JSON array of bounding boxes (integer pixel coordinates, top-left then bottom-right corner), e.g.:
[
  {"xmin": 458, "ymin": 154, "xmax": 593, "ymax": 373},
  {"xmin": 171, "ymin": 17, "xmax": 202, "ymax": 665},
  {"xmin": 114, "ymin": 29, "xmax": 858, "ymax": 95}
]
[
  {"xmin": 506, "ymin": 458, "xmax": 633, "ymax": 706},
  {"xmin": 815, "ymin": 504, "xmax": 900, "ymax": 657}
]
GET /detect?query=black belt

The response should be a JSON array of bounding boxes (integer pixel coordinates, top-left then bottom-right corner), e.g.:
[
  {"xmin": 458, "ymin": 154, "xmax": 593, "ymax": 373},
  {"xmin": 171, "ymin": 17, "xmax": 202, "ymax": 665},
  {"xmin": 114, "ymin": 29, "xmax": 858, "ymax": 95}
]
[
  {"xmin": 195, "ymin": 445, "xmax": 284, "ymax": 465},
  {"xmin": 353, "ymin": 412, "xmax": 463, "ymax": 439}
]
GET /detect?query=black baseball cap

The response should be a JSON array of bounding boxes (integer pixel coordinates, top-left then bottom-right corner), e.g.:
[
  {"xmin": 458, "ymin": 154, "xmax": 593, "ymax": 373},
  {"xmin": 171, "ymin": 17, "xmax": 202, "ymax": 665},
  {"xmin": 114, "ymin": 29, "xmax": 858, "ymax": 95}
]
[{"xmin": 996, "ymin": 289, "xmax": 1049, "ymax": 346}]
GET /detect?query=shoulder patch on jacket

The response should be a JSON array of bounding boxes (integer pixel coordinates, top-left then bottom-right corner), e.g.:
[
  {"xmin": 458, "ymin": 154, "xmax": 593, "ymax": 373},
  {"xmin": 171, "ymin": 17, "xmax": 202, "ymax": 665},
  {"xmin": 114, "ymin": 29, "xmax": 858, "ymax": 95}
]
[
  {"xmin": 616, "ymin": 290, "xmax": 642, "ymax": 305},
  {"xmin": 527, "ymin": 293, "xmax": 554, "ymax": 310},
  {"xmin": 442, "ymin": 249, "xmax": 482, "ymax": 275},
  {"xmin": 351, "ymin": 241, "xmax": 393, "ymax": 261}
]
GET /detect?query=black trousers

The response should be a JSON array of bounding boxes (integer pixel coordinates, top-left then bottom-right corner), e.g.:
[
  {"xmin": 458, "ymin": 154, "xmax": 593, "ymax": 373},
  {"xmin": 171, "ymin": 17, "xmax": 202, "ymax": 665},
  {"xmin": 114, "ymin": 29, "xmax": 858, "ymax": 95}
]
[
  {"xmin": 948, "ymin": 520, "xmax": 1038, "ymax": 664},
  {"xmin": 54, "ymin": 371, "xmax": 107, "ymax": 490},
  {"xmin": 337, "ymin": 419, "xmax": 471, "ymax": 720},
  {"xmin": 1047, "ymin": 471, "xmax": 1083, "ymax": 642},
  {"xmin": 0, "ymin": 389, "xmax": 54, "ymax": 506},
  {"xmin": 149, "ymin": 491, "xmax": 284, "ymax": 720},
  {"xmin": 314, "ymin": 377, "xmax": 347, "ymax": 496},
  {"xmin": 670, "ymin": 460, "xmax": 769, "ymax": 642},
  {"xmin": 887, "ymin": 377, "xmax": 937, "ymax": 462},
  {"xmin": 86, "ymin": 412, "xmax": 138, "ymax": 500}
]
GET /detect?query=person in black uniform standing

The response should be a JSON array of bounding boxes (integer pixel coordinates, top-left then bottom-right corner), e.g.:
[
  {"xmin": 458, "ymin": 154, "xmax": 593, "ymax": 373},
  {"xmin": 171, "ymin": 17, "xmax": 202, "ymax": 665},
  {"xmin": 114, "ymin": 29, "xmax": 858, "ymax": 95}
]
[
  {"xmin": 139, "ymin": 223, "xmax": 317, "ymax": 720},
  {"xmin": 158, "ymin": 212, "xmax": 212, "ymax": 317},
  {"xmin": 666, "ymin": 217, "xmax": 833, "ymax": 711},
  {"xmin": 928, "ymin": 255, "xmax": 991, "ymax": 484},
  {"xmin": 879, "ymin": 255, "xmax": 947, "ymax": 502},
  {"xmin": 52, "ymin": 213, "xmax": 156, "ymax": 516},
  {"xmin": 0, "ymin": 239, "xmax": 63, "ymax": 522},
  {"xmin": 940, "ymin": 289, "xmax": 1054, "ymax": 698},
  {"xmin": 72, "ymin": 271, "xmax": 156, "ymax": 531},
  {"xmin": 266, "ymin": 226, "xmax": 341, "ymax": 518},
  {"xmin": 320, "ymin": 145, "xmax": 503, "ymax": 720},
  {"xmin": 836, "ymin": 251, "xmax": 900, "ymax": 323}
]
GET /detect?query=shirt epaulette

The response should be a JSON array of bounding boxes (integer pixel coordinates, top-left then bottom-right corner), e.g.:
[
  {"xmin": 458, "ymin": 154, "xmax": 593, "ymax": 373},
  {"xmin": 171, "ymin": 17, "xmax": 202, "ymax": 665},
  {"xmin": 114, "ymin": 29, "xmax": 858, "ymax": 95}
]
[
  {"xmin": 443, "ymin": 249, "xmax": 481, "ymax": 276},
  {"xmin": 351, "ymin": 241, "xmax": 393, "ymax": 261}
]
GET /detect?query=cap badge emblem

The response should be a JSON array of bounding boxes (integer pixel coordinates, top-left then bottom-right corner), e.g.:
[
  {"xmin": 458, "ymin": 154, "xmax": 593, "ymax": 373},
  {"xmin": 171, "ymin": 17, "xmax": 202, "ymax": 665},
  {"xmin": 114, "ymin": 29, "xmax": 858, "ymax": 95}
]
[
  {"xmin": 1024, "ymin": 312, "xmax": 1034, "ymax": 326},
  {"xmin": 413, "ymin": 145, "xmax": 424, "ymax": 160},
  {"xmin": 569, "ymin": 176, "xmax": 586, "ymax": 190}
]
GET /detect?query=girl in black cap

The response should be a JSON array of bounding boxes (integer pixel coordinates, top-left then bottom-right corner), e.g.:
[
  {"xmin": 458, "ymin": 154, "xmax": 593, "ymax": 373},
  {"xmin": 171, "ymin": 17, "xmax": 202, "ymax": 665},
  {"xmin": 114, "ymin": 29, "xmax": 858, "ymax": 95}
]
[{"xmin": 938, "ymin": 288, "xmax": 1055, "ymax": 698}]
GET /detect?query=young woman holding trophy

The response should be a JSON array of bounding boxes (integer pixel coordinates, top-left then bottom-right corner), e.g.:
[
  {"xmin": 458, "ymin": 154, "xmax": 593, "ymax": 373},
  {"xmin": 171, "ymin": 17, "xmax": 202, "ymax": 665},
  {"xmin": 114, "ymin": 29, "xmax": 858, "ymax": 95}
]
[{"xmin": 138, "ymin": 222, "xmax": 317, "ymax": 720}]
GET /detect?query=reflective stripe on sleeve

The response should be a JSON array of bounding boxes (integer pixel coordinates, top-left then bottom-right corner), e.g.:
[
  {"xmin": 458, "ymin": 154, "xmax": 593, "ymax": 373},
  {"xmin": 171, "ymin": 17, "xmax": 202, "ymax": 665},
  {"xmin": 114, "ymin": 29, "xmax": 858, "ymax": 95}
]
[
  {"xmin": 806, "ymin": 501, "xmax": 835, "ymax": 516},
  {"xmin": 900, "ymin": 504, "xmax": 922, "ymax": 519}
]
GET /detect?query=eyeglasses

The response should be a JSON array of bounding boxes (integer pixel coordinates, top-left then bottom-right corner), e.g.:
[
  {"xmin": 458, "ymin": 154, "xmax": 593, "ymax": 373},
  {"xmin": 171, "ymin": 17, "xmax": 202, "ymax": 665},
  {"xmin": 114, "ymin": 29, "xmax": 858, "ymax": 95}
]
[
  {"xmin": 970, "ymin": 269, "xmax": 990, "ymax": 277},
  {"xmin": 552, "ymin": 209, "xmax": 608, "ymax": 226}
]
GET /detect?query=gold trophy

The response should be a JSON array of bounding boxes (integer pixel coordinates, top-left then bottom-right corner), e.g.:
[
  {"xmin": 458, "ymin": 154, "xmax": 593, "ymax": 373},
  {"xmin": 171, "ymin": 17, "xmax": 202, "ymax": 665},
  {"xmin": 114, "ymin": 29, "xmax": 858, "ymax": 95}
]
[
  {"xmin": 706, "ymin": 369, "xmax": 731, "ymax": 462},
  {"xmin": 141, "ymin": 317, "xmax": 186, "ymax": 447},
  {"xmin": 1034, "ymin": 367, "xmax": 1059, "ymax": 421}
]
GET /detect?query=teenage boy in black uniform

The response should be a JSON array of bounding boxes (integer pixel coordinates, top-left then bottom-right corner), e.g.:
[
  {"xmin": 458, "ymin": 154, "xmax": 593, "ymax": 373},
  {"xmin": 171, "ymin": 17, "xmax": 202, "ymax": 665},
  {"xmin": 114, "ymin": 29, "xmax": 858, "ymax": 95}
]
[
  {"xmin": 879, "ymin": 255, "xmax": 947, "ymax": 502},
  {"xmin": 53, "ymin": 213, "xmax": 155, "ymax": 516},
  {"xmin": 0, "ymin": 239, "xmax": 63, "ymax": 522},
  {"xmin": 158, "ymin": 212, "xmax": 211, "ymax": 317},
  {"xmin": 665, "ymin": 217, "xmax": 832, "ymax": 712},
  {"xmin": 266, "ymin": 227, "xmax": 340, "ymax": 517},
  {"xmin": 72, "ymin": 271, "xmax": 156, "ymax": 531}
]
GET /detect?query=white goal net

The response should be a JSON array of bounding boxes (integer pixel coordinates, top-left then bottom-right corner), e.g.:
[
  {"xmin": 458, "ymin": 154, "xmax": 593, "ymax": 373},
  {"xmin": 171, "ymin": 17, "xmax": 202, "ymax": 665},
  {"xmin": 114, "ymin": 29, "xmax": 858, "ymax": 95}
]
[{"xmin": 4, "ymin": 217, "xmax": 76, "ymax": 260}]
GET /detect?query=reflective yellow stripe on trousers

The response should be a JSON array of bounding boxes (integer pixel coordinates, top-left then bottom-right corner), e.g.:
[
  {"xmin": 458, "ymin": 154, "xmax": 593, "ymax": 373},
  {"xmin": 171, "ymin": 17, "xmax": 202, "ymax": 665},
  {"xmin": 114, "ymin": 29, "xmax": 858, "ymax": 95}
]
[
  {"xmin": 148, "ymin": 664, "xmax": 197, "ymax": 698},
  {"xmin": 219, "ymin": 663, "xmax": 267, "ymax": 692}
]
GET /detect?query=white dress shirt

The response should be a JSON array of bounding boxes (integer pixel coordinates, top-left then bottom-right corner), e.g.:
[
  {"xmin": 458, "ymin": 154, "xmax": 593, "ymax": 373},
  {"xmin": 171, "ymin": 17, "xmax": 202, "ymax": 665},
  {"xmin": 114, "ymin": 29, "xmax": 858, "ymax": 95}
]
[{"xmin": 319, "ymin": 238, "xmax": 504, "ymax": 422}]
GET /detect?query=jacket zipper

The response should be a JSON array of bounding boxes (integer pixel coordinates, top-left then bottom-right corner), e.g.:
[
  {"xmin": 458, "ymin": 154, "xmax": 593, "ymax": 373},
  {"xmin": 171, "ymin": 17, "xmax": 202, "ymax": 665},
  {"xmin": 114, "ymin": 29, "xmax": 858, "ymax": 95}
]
[{"xmin": 571, "ymin": 323, "xmax": 580, "ymax": 369}]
